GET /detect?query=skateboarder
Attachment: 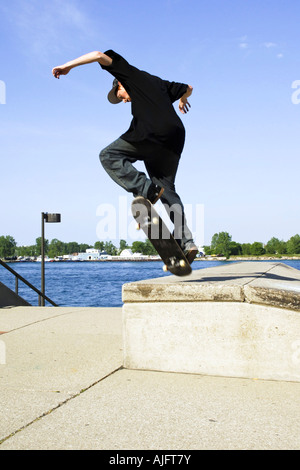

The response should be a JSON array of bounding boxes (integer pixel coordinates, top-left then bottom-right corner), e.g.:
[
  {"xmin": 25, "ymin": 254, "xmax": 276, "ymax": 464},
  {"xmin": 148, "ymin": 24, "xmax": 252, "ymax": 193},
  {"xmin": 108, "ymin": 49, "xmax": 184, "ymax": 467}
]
[{"xmin": 52, "ymin": 50, "xmax": 198, "ymax": 263}]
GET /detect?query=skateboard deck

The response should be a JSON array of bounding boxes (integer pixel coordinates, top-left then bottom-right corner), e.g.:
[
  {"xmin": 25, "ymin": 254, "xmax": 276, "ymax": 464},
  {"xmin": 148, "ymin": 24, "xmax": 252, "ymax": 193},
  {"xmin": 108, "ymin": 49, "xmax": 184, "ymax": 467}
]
[{"xmin": 131, "ymin": 196, "xmax": 192, "ymax": 276}]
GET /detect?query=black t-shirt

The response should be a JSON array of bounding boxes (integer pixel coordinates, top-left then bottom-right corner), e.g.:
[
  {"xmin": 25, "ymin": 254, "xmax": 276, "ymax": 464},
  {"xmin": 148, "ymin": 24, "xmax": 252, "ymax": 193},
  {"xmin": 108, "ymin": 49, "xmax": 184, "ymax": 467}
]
[{"xmin": 100, "ymin": 50, "xmax": 188, "ymax": 155}]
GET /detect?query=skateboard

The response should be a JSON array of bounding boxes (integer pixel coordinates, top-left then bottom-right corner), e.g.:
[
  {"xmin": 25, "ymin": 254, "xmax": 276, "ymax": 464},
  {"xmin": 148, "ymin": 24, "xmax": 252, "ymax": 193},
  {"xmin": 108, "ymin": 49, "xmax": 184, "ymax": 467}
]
[{"xmin": 131, "ymin": 196, "xmax": 192, "ymax": 276}]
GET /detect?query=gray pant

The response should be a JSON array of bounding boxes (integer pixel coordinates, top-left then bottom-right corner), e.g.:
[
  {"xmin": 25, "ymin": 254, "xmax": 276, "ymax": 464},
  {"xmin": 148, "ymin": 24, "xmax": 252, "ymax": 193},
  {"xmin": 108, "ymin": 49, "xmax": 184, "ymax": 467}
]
[{"xmin": 99, "ymin": 138, "xmax": 193, "ymax": 248}]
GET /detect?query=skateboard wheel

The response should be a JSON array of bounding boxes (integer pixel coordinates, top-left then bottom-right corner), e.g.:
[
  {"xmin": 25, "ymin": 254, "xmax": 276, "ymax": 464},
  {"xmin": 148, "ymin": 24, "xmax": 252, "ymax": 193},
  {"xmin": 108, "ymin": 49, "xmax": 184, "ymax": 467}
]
[
  {"xmin": 163, "ymin": 264, "xmax": 168, "ymax": 272},
  {"xmin": 136, "ymin": 223, "xmax": 141, "ymax": 230},
  {"xmin": 179, "ymin": 260, "xmax": 186, "ymax": 267},
  {"xmin": 152, "ymin": 217, "xmax": 159, "ymax": 225}
]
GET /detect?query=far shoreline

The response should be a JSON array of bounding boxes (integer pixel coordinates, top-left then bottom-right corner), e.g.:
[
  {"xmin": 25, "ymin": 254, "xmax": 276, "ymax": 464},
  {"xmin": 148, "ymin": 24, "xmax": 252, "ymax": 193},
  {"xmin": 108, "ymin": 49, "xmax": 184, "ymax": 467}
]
[{"xmin": 2, "ymin": 256, "xmax": 300, "ymax": 263}]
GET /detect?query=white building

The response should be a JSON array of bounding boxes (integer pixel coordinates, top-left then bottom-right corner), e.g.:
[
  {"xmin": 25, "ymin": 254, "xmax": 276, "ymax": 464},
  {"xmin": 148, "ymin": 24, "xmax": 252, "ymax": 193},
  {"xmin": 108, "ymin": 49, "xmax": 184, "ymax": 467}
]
[
  {"xmin": 119, "ymin": 249, "xmax": 134, "ymax": 258},
  {"xmin": 119, "ymin": 249, "xmax": 149, "ymax": 259},
  {"xmin": 77, "ymin": 249, "xmax": 110, "ymax": 261}
]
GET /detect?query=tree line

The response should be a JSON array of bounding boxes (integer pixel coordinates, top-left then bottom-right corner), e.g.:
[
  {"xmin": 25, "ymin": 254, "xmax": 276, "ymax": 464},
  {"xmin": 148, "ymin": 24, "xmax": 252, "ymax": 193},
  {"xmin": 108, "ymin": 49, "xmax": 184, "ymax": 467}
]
[
  {"xmin": 203, "ymin": 232, "xmax": 300, "ymax": 258},
  {"xmin": 0, "ymin": 236, "xmax": 157, "ymax": 259},
  {"xmin": 1, "ymin": 232, "xmax": 300, "ymax": 260}
]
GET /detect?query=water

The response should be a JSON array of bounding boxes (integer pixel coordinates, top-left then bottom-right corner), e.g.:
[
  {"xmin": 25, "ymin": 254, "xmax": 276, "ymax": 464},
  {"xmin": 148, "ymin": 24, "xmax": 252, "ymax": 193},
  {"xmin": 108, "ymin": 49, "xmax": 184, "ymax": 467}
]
[{"xmin": 1, "ymin": 259, "xmax": 300, "ymax": 308}]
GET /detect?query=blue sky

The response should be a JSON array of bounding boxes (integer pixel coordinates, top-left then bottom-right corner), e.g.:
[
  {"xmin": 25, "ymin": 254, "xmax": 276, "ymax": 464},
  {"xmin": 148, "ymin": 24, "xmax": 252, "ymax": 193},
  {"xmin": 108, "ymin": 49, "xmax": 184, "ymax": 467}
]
[{"xmin": 1, "ymin": 0, "xmax": 300, "ymax": 248}]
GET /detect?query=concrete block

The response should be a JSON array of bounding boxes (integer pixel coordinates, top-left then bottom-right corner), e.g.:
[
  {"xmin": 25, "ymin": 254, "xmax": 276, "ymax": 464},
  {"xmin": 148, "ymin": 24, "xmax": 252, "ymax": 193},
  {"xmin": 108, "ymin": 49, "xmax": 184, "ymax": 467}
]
[{"xmin": 122, "ymin": 262, "xmax": 300, "ymax": 382}]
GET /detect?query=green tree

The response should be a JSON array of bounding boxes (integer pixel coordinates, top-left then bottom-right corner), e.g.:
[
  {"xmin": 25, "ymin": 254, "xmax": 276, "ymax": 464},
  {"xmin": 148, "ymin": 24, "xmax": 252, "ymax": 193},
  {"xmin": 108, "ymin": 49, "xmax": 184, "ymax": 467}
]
[
  {"xmin": 250, "ymin": 242, "xmax": 265, "ymax": 256},
  {"xmin": 131, "ymin": 241, "xmax": 145, "ymax": 254},
  {"xmin": 35, "ymin": 237, "xmax": 49, "ymax": 256},
  {"xmin": 203, "ymin": 245, "xmax": 212, "ymax": 255},
  {"xmin": 48, "ymin": 239, "xmax": 65, "ymax": 258},
  {"xmin": 142, "ymin": 239, "xmax": 157, "ymax": 255},
  {"xmin": 286, "ymin": 234, "xmax": 300, "ymax": 254},
  {"xmin": 0, "ymin": 235, "xmax": 17, "ymax": 258},
  {"xmin": 211, "ymin": 232, "xmax": 232, "ymax": 258},
  {"xmin": 241, "ymin": 243, "xmax": 252, "ymax": 255},
  {"xmin": 229, "ymin": 241, "xmax": 242, "ymax": 256},
  {"xmin": 132, "ymin": 240, "xmax": 157, "ymax": 255},
  {"xmin": 277, "ymin": 240, "xmax": 287, "ymax": 255},
  {"xmin": 265, "ymin": 237, "xmax": 286, "ymax": 255},
  {"xmin": 15, "ymin": 244, "xmax": 37, "ymax": 257},
  {"xmin": 119, "ymin": 239, "xmax": 129, "ymax": 253},
  {"xmin": 79, "ymin": 243, "xmax": 92, "ymax": 253},
  {"xmin": 94, "ymin": 241, "xmax": 105, "ymax": 251},
  {"xmin": 103, "ymin": 241, "xmax": 117, "ymax": 256},
  {"xmin": 65, "ymin": 241, "xmax": 80, "ymax": 254}
]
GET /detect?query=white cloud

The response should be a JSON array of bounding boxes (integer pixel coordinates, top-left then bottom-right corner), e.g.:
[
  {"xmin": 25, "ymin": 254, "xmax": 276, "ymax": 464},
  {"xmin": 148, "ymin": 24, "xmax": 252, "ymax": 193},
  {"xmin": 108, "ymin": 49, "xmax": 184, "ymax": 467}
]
[
  {"xmin": 263, "ymin": 42, "xmax": 277, "ymax": 48},
  {"xmin": 238, "ymin": 35, "xmax": 248, "ymax": 49},
  {"xmin": 262, "ymin": 42, "xmax": 284, "ymax": 59},
  {"xmin": 1, "ymin": 0, "xmax": 96, "ymax": 61},
  {"xmin": 237, "ymin": 38, "xmax": 284, "ymax": 59}
]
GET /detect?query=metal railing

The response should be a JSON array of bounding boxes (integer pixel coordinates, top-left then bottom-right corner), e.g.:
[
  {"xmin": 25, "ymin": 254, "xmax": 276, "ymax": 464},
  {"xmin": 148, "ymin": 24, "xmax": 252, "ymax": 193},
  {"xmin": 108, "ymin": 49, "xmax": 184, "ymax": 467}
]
[{"xmin": 0, "ymin": 259, "xmax": 58, "ymax": 307}]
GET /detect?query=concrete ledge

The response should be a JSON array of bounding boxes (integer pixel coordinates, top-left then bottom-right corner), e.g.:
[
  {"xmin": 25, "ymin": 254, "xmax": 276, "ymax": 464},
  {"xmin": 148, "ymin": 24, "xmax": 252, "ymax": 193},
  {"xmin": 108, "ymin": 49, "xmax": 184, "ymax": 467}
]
[
  {"xmin": 122, "ymin": 262, "xmax": 300, "ymax": 382},
  {"xmin": 123, "ymin": 262, "xmax": 300, "ymax": 309}
]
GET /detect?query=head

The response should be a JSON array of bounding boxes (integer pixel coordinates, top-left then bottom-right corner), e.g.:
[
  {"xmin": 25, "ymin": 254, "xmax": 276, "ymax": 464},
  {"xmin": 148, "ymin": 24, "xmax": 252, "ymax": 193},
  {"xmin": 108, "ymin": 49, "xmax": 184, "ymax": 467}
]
[
  {"xmin": 116, "ymin": 83, "xmax": 131, "ymax": 103},
  {"xmin": 107, "ymin": 78, "xmax": 131, "ymax": 104}
]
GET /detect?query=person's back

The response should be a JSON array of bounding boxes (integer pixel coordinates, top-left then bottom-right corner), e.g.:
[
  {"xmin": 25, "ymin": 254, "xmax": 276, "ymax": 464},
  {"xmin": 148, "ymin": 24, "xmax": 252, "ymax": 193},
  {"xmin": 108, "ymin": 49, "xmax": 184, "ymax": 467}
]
[
  {"xmin": 100, "ymin": 50, "xmax": 187, "ymax": 154},
  {"xmin": 52, "ymin": 49, "xmax": 197, "ymax": 262}
]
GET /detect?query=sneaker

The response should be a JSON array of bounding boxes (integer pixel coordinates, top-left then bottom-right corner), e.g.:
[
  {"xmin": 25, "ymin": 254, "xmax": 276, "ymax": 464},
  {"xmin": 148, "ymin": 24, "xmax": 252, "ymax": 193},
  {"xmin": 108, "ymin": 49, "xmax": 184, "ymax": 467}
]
[
  {"xmin": 184, "ymin": 242, "xmax": 198, "ymax": 264},
  {"xmin": 147, "ymin": 183, "xmax": 164, "ymax": 205}
]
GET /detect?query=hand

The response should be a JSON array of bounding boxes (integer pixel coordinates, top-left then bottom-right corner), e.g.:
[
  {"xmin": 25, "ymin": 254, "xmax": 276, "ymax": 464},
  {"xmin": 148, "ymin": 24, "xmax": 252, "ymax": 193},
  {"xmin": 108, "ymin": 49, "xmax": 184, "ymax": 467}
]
[
  {"xmin": 179, "ymin": 98, "xmax": 191, "ymax": 114},
  {"xmin": 52, "ymin": 65, "xmax": 72, "ymax": 79}
]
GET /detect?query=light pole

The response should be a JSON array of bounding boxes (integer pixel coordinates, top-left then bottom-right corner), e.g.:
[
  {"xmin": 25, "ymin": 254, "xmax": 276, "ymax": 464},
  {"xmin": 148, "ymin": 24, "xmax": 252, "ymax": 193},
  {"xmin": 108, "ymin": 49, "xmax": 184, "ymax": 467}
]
[{"xmin": 40, "ymin": 212, "xmax": 61, "ymax": 306}]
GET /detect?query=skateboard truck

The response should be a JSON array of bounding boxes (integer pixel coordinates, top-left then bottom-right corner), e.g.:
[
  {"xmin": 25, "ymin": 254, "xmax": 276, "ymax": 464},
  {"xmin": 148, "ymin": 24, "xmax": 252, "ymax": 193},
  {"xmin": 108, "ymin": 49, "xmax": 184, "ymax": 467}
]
[{"xmin": 163, "ymin": 257, "xmax": 187, "ymax": 272}]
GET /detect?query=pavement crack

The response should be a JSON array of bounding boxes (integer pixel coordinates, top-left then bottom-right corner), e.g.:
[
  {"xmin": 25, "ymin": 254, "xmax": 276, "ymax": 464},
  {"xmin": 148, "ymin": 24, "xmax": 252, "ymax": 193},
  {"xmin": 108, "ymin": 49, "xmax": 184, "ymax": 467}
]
[{"xmin": 0, "ymin": 365, "xmax": 123, "ymax": 446}]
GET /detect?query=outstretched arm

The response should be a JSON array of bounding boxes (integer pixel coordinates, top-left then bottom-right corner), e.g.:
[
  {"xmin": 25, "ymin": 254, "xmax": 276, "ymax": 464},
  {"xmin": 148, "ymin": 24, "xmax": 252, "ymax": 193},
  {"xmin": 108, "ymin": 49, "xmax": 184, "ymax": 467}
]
[
  {"xmin": 52, "ymin": 51, "xmax": 112, "ymax": 78},
  {"xmin": 179, "ymin": 85, "xmax": 193, "ymax": 114}
]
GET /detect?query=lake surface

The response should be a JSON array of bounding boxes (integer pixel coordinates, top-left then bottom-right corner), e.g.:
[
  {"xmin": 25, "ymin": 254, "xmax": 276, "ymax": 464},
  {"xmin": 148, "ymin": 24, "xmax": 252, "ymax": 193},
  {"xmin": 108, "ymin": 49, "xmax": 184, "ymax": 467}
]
[{"xmin": 1, "ymin": 259, "xmax": 300, "ymax": 307}]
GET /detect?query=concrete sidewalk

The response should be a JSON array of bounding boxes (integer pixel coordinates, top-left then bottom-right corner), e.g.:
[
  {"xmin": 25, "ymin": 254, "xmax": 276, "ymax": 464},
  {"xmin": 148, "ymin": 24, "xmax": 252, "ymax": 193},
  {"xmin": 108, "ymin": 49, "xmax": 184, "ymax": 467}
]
[{"xmin": 0, "ymin": 305, "xmax": 300, "ymax": 450}]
